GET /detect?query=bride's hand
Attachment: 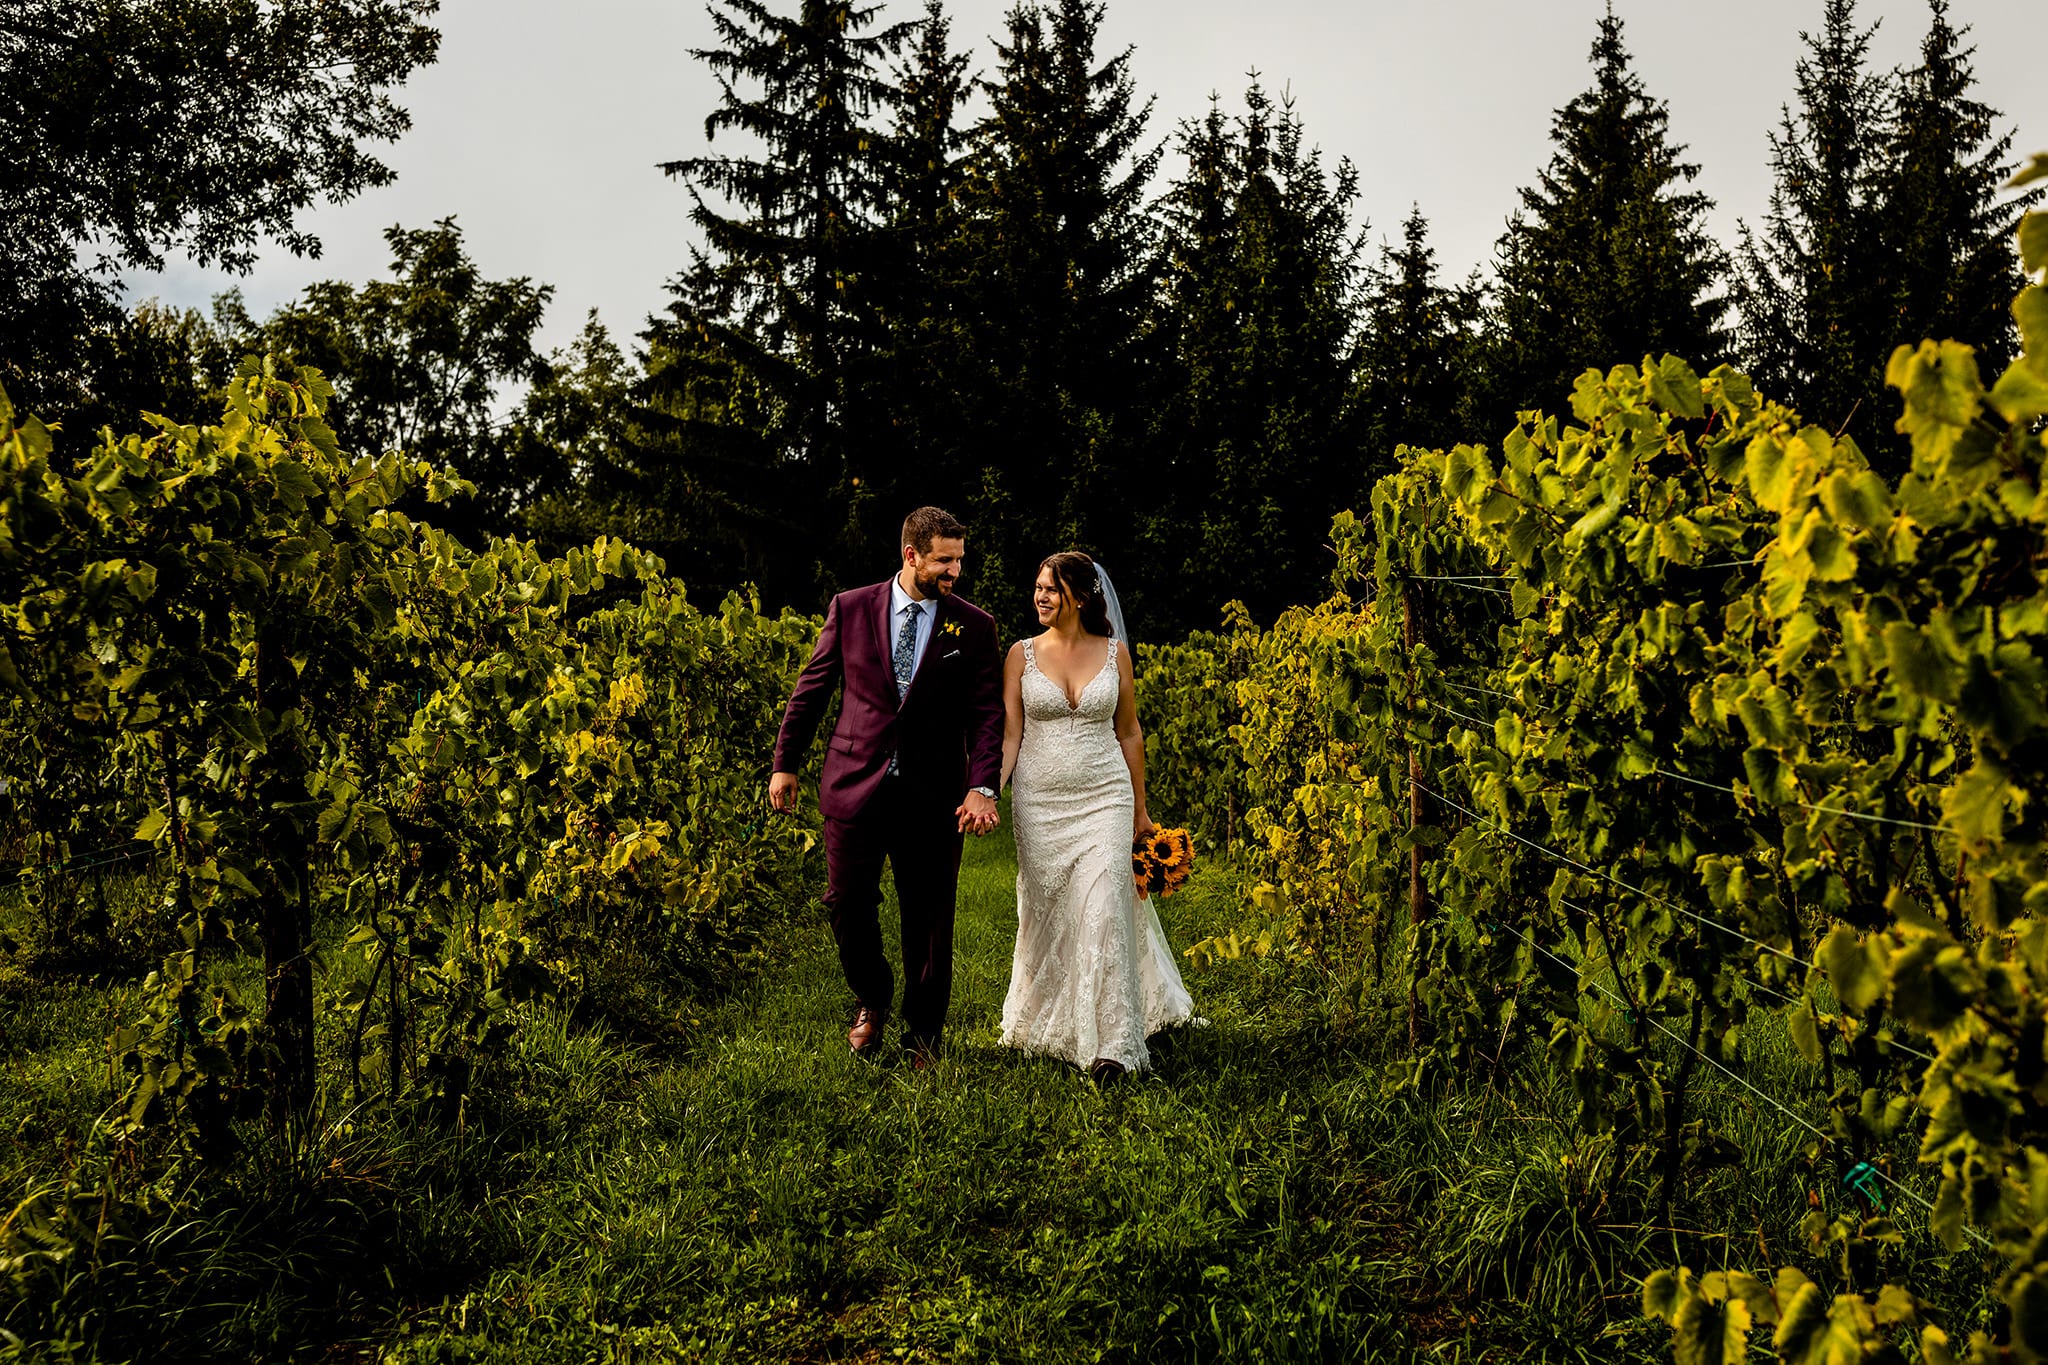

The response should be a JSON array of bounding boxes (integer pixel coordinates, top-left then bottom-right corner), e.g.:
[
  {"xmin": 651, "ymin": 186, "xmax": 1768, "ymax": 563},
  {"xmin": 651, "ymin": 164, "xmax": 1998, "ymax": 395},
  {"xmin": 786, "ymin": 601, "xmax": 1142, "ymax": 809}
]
[{"xmin": 1134, "ymin": 812, "xmax": 1156, "ymax": 843}]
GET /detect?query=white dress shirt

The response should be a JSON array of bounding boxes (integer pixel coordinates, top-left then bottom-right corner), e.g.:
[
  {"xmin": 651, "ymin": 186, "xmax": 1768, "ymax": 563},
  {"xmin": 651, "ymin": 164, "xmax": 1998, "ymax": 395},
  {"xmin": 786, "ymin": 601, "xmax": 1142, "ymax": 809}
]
[{"xmin": 890, "ymin": 574, "xmax": 937, "ymax": 683}]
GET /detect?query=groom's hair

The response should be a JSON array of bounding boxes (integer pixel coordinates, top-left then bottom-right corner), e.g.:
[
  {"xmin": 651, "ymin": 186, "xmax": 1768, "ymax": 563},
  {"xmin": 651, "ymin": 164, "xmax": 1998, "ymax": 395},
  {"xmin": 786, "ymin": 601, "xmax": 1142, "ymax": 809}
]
[{"xmin": 901, "ymin": 506, "xmax": 967, "ymax": 555}]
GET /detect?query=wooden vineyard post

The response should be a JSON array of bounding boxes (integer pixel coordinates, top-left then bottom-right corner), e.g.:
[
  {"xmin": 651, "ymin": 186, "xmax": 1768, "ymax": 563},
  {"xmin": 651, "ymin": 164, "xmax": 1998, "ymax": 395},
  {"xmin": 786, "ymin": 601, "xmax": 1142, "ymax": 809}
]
[{"xmin": 1404, "ymin": 582, "xmax": 1427, "ymax": 1050}]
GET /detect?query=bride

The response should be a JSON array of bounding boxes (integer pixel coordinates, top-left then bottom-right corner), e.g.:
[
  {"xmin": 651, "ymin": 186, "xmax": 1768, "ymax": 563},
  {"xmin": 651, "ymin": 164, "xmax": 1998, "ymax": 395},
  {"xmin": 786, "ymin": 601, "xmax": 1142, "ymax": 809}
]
[{"xmin": 998, "ymin": 551, "xmax": 1195, "ymax": 1082}]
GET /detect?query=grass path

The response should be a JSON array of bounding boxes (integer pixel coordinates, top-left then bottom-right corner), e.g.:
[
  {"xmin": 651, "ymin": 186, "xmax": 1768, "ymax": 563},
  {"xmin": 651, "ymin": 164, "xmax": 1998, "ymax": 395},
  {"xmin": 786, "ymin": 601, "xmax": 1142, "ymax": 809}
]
[
  {"xmin": 3, "ymin": 826, "xmax": 1704, "ymax": 1362},
  {"xmin": 379, "ymin": 826, "xmax": 1516, "ymax": 1364}
]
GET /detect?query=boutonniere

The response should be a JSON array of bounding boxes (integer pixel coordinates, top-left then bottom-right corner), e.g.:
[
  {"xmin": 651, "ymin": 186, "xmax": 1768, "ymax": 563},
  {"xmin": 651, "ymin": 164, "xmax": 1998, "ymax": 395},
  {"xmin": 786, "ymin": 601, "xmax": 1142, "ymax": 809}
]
[{"xmin": 941, "ymin": 619, "xmax": 963, "ymax": 638}]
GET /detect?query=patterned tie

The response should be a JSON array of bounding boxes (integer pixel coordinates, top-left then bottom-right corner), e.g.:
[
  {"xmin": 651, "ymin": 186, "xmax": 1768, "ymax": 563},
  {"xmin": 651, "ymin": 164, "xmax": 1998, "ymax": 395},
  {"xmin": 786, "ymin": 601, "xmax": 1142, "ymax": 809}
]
[
  {"xmin": 894, "ymin": 600, "xmax": 922, "ymax": 699},
  {"xmin": 889, "ymin": 600, "xmax": 921, "ymax": 775}
]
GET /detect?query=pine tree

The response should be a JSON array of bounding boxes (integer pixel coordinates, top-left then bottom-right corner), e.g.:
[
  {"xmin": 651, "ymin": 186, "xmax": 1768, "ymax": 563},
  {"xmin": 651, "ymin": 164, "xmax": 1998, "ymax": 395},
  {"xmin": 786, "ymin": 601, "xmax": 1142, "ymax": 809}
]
[
  {"xmin": 1867, "ymin": 0, "xmax": 2039, "ymax": 468},
  {"xmin": 1354, "ymin": 208, "xmax": 1482, "ymax": 477},
  {"xmin": 1480, "ymin": 11, "xmax": 1727, "ymax": 422},
  {"xmin": 656, "ymin": 0, "xmax": 912, "ymax": 601},
  {"xmin": 950, "ymin": 0, "xmax": 1160, "ymax": 621},
  {"xmin": 1145, "ymin": 83, "xmax": 1366, "ymax": 633},
  {"xmin": 1734, "ymin": 0, "xmax": 1892, "ymax": 448}
]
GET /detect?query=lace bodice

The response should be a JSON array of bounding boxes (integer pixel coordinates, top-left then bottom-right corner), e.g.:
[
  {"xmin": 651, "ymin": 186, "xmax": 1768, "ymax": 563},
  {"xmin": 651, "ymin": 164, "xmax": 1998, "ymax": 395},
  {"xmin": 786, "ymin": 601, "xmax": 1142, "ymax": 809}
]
[{"xmin": 1020, "ymin": 636, "xmax": 1120, "ymax": 724}]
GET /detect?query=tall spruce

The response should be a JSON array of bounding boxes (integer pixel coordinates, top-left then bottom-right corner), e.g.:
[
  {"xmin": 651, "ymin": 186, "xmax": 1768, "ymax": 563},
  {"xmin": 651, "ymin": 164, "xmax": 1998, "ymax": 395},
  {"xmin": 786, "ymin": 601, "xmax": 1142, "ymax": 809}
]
[
  {"xmin": 1354, "ymin": 208, "xmax": 1481, "ymax": 477},
  {"xmin": 952, "ymin": 0, "xmax": 1159, "ymax": 624},
  {"xmin": 1734, "ymin": 0, "xmax": 1892, "ymax": 448},
  {"xmin": 855, "ymin": 0, "xmax": 977, "ymax": 556},
  {"xmin": 1146, "ymin": 84, "xmax": 1366, "ymax": 633},
  {"xmin": 656, "ymin": 0, "xmax": 912, "ymax": 603},
  {"xmin": 1867, "ymin": 0, "xmax": 2039, "ymax": 467},
  {"xmin": 1481, "ymin": 11, "xmax": 1727, "ymax": 422}
]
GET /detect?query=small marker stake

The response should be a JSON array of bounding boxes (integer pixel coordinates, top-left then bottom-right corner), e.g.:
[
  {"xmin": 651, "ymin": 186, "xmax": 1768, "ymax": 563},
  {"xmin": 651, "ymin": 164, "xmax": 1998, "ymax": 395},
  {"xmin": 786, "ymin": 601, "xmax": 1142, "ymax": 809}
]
[{"xmin": 1841, "ymin": 1160, "xmax": 1886, "ymax": 1211}]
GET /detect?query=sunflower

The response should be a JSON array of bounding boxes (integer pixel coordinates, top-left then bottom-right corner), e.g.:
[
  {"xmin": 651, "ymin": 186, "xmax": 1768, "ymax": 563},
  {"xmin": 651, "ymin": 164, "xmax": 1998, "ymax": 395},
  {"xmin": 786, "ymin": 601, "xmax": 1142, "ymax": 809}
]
[{"xmin": 1130, "ymin": 827, "xmax": 1196, "ymax": 897}]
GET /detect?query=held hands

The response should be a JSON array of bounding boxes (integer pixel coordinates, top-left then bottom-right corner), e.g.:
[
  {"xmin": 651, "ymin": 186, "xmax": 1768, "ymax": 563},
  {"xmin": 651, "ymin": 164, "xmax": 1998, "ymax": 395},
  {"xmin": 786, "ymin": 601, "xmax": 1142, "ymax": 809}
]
[{"xmin": 957, "ymin": 790, "xmax": 999, "ymax": 836}]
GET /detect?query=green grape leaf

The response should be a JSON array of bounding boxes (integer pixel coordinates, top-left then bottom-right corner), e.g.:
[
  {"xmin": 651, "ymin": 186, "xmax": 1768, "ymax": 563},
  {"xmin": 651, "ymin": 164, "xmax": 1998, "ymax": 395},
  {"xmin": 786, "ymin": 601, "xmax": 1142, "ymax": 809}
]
[
  {"xmin": 2015, "ymin": 286, "xmax": 2048, "ymax": 376},
  {"xmin": 1990, "ymin": 357, "xmax": 2048, "ymax": 423},
  {"xmin": 1673, "ymin": 1293, "xmax": 1750, "ymax": 1365},
  {"xmin": 1650, "ymin": 355, "xmax": 1706, "ymax": 420},
  {"xmin": 1818, "ymin": 470, "xmax": 1892, "ymax": 535},
  {"xmin": 2020, "ymin": 212, "xmax": 2048, "ymax": 275},
  {"xmin": 1943, "ymin": 763, "xmax": 2013, "ymax": 842},
  {"xmin": 1822, "ymin": 926, "xmax": 1887, "ymax": 1012},
  {"xmin": 1929, "ymin": 1172, "xmax": 1966, "ymax": 1251},
  {"xmin": 1788, "ymin": 1001, "xmax": 1824, "ymax": 1064},
  {"xmin": 1644, "ymin": 1268, "xmax": 1687, "ymax": 1322}
]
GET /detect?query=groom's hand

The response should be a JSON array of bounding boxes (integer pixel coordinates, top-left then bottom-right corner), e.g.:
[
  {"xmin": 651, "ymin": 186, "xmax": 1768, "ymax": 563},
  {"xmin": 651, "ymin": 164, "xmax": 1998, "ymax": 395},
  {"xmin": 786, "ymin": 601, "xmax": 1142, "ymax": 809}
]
[
  {"xmin": 768, "ymin": 771, "xmax": 801, "ymax": 813},
  {"xmin": 957, "ymin": 790, "xmax": 998, "ymax": 835}
]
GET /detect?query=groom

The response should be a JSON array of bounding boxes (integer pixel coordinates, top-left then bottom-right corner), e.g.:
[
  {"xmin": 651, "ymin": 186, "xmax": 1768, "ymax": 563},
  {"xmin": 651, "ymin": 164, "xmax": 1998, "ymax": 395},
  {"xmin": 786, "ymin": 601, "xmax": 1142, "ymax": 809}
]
[{"xmin": 768, "ymin": 507, "xmax": 1005, "ymax": 1062}]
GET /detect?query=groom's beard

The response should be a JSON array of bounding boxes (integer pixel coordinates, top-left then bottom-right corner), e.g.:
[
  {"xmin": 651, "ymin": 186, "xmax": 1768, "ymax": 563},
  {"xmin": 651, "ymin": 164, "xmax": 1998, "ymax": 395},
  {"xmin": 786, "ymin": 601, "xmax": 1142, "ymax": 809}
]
[{"xmin": 914, "ymin": 568, "xmax": 957, "ymax": 598}]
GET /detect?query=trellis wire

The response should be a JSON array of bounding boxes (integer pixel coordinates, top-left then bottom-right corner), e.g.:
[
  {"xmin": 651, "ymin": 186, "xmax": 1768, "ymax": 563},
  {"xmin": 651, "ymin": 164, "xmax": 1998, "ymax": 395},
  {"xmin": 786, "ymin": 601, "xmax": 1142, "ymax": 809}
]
[
  {"xmin": 1407, "ymin": 676, "xmax": 1952, "ymax": 835},
  {"xmin": 1489, "ymin": 914, "xmax": 1982, "ymax": 1244},
  {"xmin": 1414, "ymin": 777, "xmax": 1805, "ymax": 967}
]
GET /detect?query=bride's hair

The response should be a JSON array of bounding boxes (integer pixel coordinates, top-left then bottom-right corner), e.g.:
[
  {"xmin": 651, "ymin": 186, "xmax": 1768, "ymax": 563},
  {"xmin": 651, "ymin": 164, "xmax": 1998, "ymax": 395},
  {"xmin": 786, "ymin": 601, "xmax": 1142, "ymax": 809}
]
[{"xmin": 1038, "ymin": 551, "xmax": 1114, "ymax": 637}]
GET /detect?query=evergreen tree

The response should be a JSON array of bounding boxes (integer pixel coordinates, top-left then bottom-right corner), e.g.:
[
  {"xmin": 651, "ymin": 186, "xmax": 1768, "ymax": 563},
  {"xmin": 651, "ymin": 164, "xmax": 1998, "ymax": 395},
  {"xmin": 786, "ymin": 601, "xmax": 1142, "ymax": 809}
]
[
  {"xmin": 1145, "ymin": 83, "xmax": 1366, "ymax": 633},
  {"xmin": 853, "ymin": 0, "xmax": 978, "ymax": 558},
  {"xmin": 950, "ymin": 0, "xmax": 1160, "ymax": 624},
  {"xmin": 633, "ymin": 309, "xmax": 796, "ymax": 601},
  {"xmin": 1867, "ymin": 0, "xmax": 2039, "ymax": 465},
  {"xmin": 656, "ymin": 0, "xmax": 912, "ymax": 602},
  {"xmin": 1354, "ymin": 208, "xmax": 1482, "ymax": 476},
  {"xmin": 1734, "ymin": 0, "xmax": 1892, "ymax": 447},
  {"xmin": 1480, "ymin": 11, "xmax": 1727, "ymax": 422}
]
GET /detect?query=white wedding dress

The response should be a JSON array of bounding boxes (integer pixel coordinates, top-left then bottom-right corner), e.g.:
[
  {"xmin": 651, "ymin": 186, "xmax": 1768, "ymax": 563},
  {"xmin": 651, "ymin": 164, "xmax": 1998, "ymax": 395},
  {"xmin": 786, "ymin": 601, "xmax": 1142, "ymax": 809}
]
[{"xmin": 1001, "ymin": 636, "xmax": 1195, "ymax": 1072}]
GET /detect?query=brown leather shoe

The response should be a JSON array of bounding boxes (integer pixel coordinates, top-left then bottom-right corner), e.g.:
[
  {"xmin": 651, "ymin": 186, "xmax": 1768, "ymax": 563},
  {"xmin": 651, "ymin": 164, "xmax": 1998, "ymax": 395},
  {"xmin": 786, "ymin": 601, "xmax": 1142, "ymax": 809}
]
[
  {"xmin": 907, "ymin": 1040, "xmax": 938, "ymax": 1071},
  {"xmin": 848, "ymin": 1005, "xmax": 887, "ymax": 1056}
]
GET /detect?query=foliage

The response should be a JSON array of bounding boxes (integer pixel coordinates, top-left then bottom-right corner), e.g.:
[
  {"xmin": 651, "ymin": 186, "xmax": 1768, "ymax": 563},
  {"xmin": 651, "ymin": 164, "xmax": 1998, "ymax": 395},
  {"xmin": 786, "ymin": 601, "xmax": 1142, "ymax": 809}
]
[
  {"xmin": 656, "ymin": 0, "xmax": 914, "ymax": 602},
  {"xmin": 1135, "ymin": 151, "xmax": 2048, "ymax": 1359},
  {"xmin": 1354, "ymin": 208, "xmax": 1484, "ymax": 481},
  {"xmin": 1140, "ymin": 82, "xmax": 1368, "ymax": 636},
  {"xmin": 252, "ymin": 218, "xmax": 556, "ymax": 543},
  {"xmin": 1867, "ymin": 0, "xmax": 2041, "ymax": 471},
  {"xmin": 1738, "ymin": 0, "xmax": 2040, "ymax": 478},
  {"xmin": 945, "ymin": 0, "xmax": 1161, "ymax": 624},
  {"xmin": 0, "ymin": 361, "xmax": 820, "ymax": 1350},
  {"xmin": 1135, "ymin": 605, "xmax": 1255, "ymax": 853},
  {"xmin": 1479, "ymin": 11, "xmax": 1728, "ymax": 423},
  {"xmin": 0, "ymin": 0, "xmax": 440, "ymax": 425},
  {"xmin": 1734, "ymin": 0, "xmax": 1895, "ymax": 459}
]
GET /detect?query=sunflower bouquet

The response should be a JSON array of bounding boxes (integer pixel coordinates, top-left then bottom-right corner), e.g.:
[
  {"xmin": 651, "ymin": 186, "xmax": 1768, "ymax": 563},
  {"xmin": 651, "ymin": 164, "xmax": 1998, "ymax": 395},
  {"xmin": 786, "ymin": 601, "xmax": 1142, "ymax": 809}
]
[{"xmin": 1131, "ymin": 827, "xmax": 1195, "ymax": 898}]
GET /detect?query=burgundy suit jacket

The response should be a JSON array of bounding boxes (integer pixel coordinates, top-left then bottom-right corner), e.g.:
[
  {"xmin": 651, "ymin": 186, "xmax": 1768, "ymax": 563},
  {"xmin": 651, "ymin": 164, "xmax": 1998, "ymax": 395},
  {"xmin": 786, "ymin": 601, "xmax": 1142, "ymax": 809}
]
[{"xmin": 773, "ymin": 580, "xmax": 1005, "ymax": 823}]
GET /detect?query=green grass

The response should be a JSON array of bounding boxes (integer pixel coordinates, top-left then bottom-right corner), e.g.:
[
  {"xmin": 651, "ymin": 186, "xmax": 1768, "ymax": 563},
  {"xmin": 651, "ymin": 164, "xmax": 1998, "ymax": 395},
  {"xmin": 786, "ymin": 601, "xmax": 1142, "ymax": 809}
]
[
  {"xmin": 0, "ymin": 825, "xmax": 2000, "ymax": 1363},
  {"xmin": 374, "ymin": 830, "xmax": 1449, "ymax": 1363}
]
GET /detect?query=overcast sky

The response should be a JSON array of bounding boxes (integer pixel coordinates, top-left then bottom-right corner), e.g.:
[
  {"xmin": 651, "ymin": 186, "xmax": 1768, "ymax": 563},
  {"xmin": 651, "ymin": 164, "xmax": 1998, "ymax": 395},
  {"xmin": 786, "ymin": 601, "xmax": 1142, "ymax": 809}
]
[{"xmin": 129, "ymin": 0, "xmax": 2048, "ymax": 357}]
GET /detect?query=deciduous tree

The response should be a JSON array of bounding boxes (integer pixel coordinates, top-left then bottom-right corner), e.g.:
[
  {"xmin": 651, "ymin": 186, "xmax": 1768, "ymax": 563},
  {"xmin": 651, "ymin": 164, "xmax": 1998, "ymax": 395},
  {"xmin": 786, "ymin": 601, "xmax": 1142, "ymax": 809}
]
[{"xmin": 0, "ymin": 0, "xmax": 439, "ymax": 424}]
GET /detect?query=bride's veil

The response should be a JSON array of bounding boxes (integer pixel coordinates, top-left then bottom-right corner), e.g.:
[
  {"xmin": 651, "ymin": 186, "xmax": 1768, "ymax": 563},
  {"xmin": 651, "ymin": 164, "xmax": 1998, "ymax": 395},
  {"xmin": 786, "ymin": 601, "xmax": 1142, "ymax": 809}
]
[{"xmin": 1095, "ymin": 563, "xmax": 1131, "ymax": 647}]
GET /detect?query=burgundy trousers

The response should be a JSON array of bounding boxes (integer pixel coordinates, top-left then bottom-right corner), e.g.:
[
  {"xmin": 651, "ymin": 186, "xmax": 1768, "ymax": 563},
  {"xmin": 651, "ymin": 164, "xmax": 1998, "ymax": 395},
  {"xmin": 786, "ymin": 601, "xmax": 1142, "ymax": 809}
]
[{"xmin": 822, "ymin": 775, "xmax": 965, "ymax": 1049}]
